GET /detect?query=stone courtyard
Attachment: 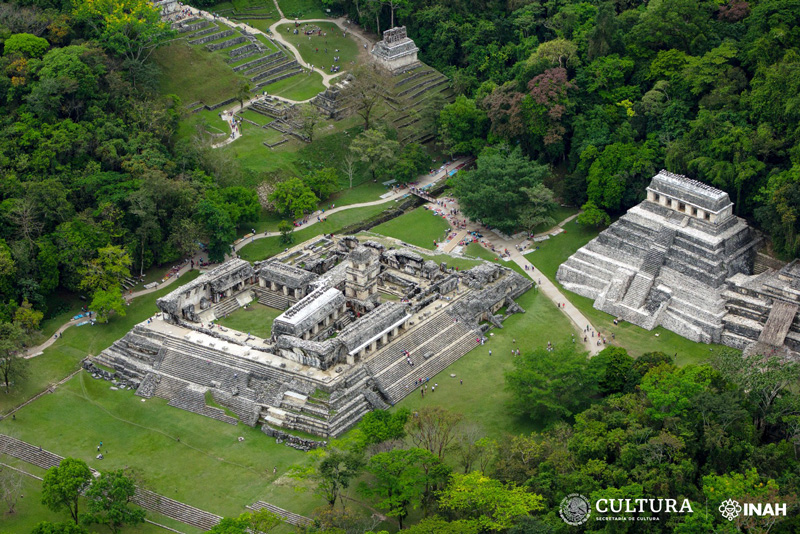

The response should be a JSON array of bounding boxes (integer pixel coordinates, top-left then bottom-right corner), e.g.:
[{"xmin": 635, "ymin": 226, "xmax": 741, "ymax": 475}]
[{"xmin": 96, "ymin": 235, "xmax": 531, "ymax": 440}]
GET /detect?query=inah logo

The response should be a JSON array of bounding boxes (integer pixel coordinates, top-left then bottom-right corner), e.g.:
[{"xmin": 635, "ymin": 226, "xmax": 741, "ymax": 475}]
[
  {"xmin": 719, "ymin": 499, "xmax": 742, "ymax": 521},
  {"xmin": 560, "ymin": 493, "xmax": 591, "ymax": 526}
]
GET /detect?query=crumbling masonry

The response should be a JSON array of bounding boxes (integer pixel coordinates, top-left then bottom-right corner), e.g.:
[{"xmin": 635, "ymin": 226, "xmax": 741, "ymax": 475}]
[{"xmin": 97, "ymin": 236, "xmax": 531, "ymax": 438}]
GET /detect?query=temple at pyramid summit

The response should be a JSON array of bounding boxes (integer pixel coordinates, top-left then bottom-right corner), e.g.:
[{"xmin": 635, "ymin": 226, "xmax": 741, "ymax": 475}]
[{"xmin": 557, "ymin": 170, "xmax": 761, "ymax": 344}]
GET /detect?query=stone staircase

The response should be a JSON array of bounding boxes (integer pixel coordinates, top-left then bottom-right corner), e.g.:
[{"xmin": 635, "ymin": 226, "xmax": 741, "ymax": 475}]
[
  {"xmin": 0, "ymin": 434, "xmax": 61, "ymax": 470},
  {"xmin": 247, "ymin": 501, "xmax": 312, "ymax": 526},
  {"xmin": 620, "ymin": 227, "xmax": 675, "ymax": 309},
  {"xmin": 168, "ymin": 384, "xmax": 239, "ymax": 425},
  {"xmin": 133, "ymin": 489, "xmax": 221, "ymax": 530},
  {"xmin": 364, "ymin": 311, "xmax": 477, "ymax": 404},
  {"xmin": 253, "ymin": 287, "xmax": 293, "ymax": 309},
  {"xmin": 212, "ymin": 292, "xmax": 247, "ymax": 318},
  {"xmin": 383, "ymin": 327, "xmax": 478, "ymax": 403}
]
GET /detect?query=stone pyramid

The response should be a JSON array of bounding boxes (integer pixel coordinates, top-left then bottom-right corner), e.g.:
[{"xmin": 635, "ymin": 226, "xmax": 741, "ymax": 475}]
[{"xmin": 557, "ymin": 170, "xmax": 759, "ymax": 343}]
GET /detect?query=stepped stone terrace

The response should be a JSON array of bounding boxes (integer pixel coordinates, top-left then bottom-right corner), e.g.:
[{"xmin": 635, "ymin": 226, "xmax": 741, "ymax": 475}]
[
  {"xmin": 557, "ymin": 170, "xmax": 760, "ymax": 344},
  {"xmin": 97, "ymin": 235, "xmax": 532, "ymax": 438}
]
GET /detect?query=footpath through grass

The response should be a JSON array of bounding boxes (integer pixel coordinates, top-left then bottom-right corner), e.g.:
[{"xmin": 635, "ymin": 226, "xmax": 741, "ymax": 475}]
[
  {"xmin": 277, "ymin": 22, "xmax": 359, "ymax": 70},
  {"xmin": 0, "ymin": 271, "xmax": 201, "ymax": 416},
  {"xmin": 372, "ymin": 207, "xmax": 451, "ymax": 250},
  {"xmin": 216, "ymin": 303, "xmax": 283, "ymax": 338},
  {"xmin": 526, "ymin": 219, "xmax": 728, "ymax": 364},
  {"xmin": 394, "ymin": 287, "xmax": 571, "ymax": 436},
  {"xmin": 239, "ymin": 202, "xmax": 391, "ymax": 261}
]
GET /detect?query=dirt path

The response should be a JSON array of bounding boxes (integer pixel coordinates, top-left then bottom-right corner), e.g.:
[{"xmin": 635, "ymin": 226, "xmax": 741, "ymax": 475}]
[
  {"xmin": 231, "ymin": 157, "xmax": 471, "ymax": 252},
  {"xmin": 422, "ymin": 196, "xmax": 600, "ymax": 354}
]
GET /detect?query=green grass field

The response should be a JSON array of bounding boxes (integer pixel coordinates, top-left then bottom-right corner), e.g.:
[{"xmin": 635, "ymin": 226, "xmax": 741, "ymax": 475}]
[
  {"xmin": 0, "ymin": 465, "xmax": 203, "ymax": 534},
  {"xmin": 394, "ymin": 287, "xmax": 571, "ymax": 436},
  {"xmin": 0, "ymin": 272, "xmax": 202, "ymax": 416},
  {"xmin": 526, "ymin": 219, "xmax": 730, "ymax": 364},
  {"xmin": 266, "ymin": 70, "xmax": 326, "ymax": 101},
  {"xmin": 277, "ymin": 0, "xmax": 328, "ymax": 18},
  {"xmin": 216, "ymin": 303, "xmax": 283, "ymax": 338},
  {"xmin": 0, "ymin": 373, "xmax": 323, "ymax": 523},
  {"xmin": 239, "ymin": 202, "xmax": 392, "ymax": 261},
  {"xmin": 153, "ymin": 41, "xmax": 242, "ymax": 106},
  {"xmin": 372, "ymin": 207, "xmax": 451, "ymax": 250},
  {"xmin": 277, "ymin": 22, "xmax": 359, "ymax": 71}
]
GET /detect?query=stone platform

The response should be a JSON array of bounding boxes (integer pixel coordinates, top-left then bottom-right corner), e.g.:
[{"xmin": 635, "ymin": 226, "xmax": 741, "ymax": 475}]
[{"xmin": 97, "ymin": 235, "xmax": 531, "ymax": 438}]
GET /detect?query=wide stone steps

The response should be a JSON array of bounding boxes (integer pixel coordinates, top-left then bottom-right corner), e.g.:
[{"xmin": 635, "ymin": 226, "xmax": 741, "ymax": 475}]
[
  {"xmin": 621, "ymin": 273, "xmax": 653, "ymax": 309},
  {"xmin": 235, "ymin": 51, "xmax": 282, "ymax": 72},
  {"xmin": 253, "ymin": 287, "xmax": 292, "ymax": 310},
  {"xmin": 158, "ymin": 348, "xmax": 248, "ymax": 392},
  {"xmin": 0, "ymin": 435, "xmax": 61, "ymax": 470},
  {"xmin": 229, "ymin": 43, "xmax": 259, "ymax": 58},
  {"xmin": 254, "ymin": 68, "xmax": 303, "ymax": 89},
  {"xmin": 212, "ymin": 390, "xmax": 261, "ymax": 426},
  {"xmin": 212, "ymin": 293, "xmax": 245, "ymax": 318},
  {"xmin": 168, "ymin": 385, "xmax": 238, "ymax": 425},
  {"xmin": 187, "ymin": 25, "xmax": 219, "ymax": 39},
  {"xmin": 251, "ymin": 60, "xmax": 297, "ymax": 82},
  {"xmin": 408, "ymin": 78, "xmax": 449, "ymax": 101},
  {"xmin": 384, "ymin": 328, "xmax": 478, "ymax": 403},
  {"xmin": 247, "ymin": 501, "xmax": 312, "ymax": 526},
  {"xmin": 133, "ymin": 488, "xmax": 221, "ymax": 530},
  {"xmin": 365, "ymin": 312, "xmax": 453, "ymax": 376},
  {"xmin": 152, "ymin": 374, "xmax": 188, "ymax": 399},
  {"xmin": 372, "ymin": 320, "xmax": 468, "ymax": 391}
]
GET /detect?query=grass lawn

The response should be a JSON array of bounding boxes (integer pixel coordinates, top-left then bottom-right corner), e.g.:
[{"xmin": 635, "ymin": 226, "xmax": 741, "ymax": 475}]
[
  {"xmin": 277, "ymin": 22, "xmax": 359, "ymax": 70},
  {"xmin": 394, "ymin": 287, "xmax": 573, "ymax": 437},
  {"xmin": 267, "ymin": 71, "xmax": 326, "ymax": 101},
  {"xmin": 153, "ymin": 41, "xmax": 242, "ymax": 106},
  {"xmin": 372, "ymin": 207, "xmax": 451, "ymax": 250},
  {"xmin": 239, "ymin": 202, "xmax": 392, "ymax": 261},
  {"xmin": 0, "ymin": 271, "xmax": 202, "ymax": 416},
  {"xmin": 0, "ymin": 373, "xmax": 324, "ymax": 523},
  {"xmin": 527, "ymin": 219, "xmax": 730, "ymax": 365},
  {"xmin": 0, "ymin": 466, "xmax": 203, "ymax": 534},
  {"xmin": 239, "ymin": 109, "xmax": 274, "ymax": 126},
  {"xmin": 277, "ymin": 0, "xmax": 328, "ymax": 18},
  {"xmin": 216, "ymin": 303, "xmax": 283, "ymax": 338}
]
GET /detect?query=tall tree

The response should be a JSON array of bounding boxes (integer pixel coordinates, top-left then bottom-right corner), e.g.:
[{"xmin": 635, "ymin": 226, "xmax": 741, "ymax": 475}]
[
  {"xmin": 453, "ymin": 147, "xmax": 550, "ymax": 234},
  {"xmin": 405, "ymin": 406, "xmax": 463, "ymax": 461},
  {"xmin": 363, "ymin": 447, "xmax": 448, "ymax": 529},
  {"xmin": 339, "ymin": 64, "xmax": 391, "ymax": 130},
  {"xmin": 0, "ymin": 321, "xmax": 26, "ymax": 394},
  {"xmin": 437, "ymin": 472, "xmax": 544, "ymax": 531},
  {"xmin": 82, "ymin": 469, "xmax": 146, "ymax": 533},
  {"xmin": 268, "ymin": 178, "xmax": 319, "ymax": 220},
  {"xmin": 505, "ymin": 343, "xmax": 594, "ymax": 424},
  {"xmin": 349, "ymin": 129, "xmax": 400, "ymax": 182},
  {"xmin": 41, "ymin": 458, "xmax": 93, "ymax": 525}
]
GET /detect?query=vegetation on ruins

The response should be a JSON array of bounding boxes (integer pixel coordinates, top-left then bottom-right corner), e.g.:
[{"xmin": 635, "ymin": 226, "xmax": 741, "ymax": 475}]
[{"xmin": 2, "ymin": 0, "xmax": 800, "ymax": 531}]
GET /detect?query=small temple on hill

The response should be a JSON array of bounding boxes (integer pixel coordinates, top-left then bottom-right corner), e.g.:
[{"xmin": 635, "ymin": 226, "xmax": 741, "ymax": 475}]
[{"xmin": 371, "ymin": 26, "xmax": 420, "ymax": 72}]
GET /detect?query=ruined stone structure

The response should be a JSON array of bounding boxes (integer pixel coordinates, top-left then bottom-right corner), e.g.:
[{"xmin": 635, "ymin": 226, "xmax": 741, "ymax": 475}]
[
  {"xmin": 557, "ymin": 171, "xmax": 760, "ymax": 343},
  {"xmin": 722, "ymin": 260, "xmax": 800, "ymax": 359},
  {"xmin": 98, "ymin": 236, "xmax": 532, "ymax": 438},
  {"xmin": 371, "ymin": 27, "xmax": 420, "ymax": 73}
]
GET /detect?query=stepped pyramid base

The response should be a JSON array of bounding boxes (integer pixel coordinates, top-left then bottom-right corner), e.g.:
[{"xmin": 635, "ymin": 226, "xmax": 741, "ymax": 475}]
[{"xmin": 557, "ymin": 171, "xmax": 759, "ymax": 345}]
